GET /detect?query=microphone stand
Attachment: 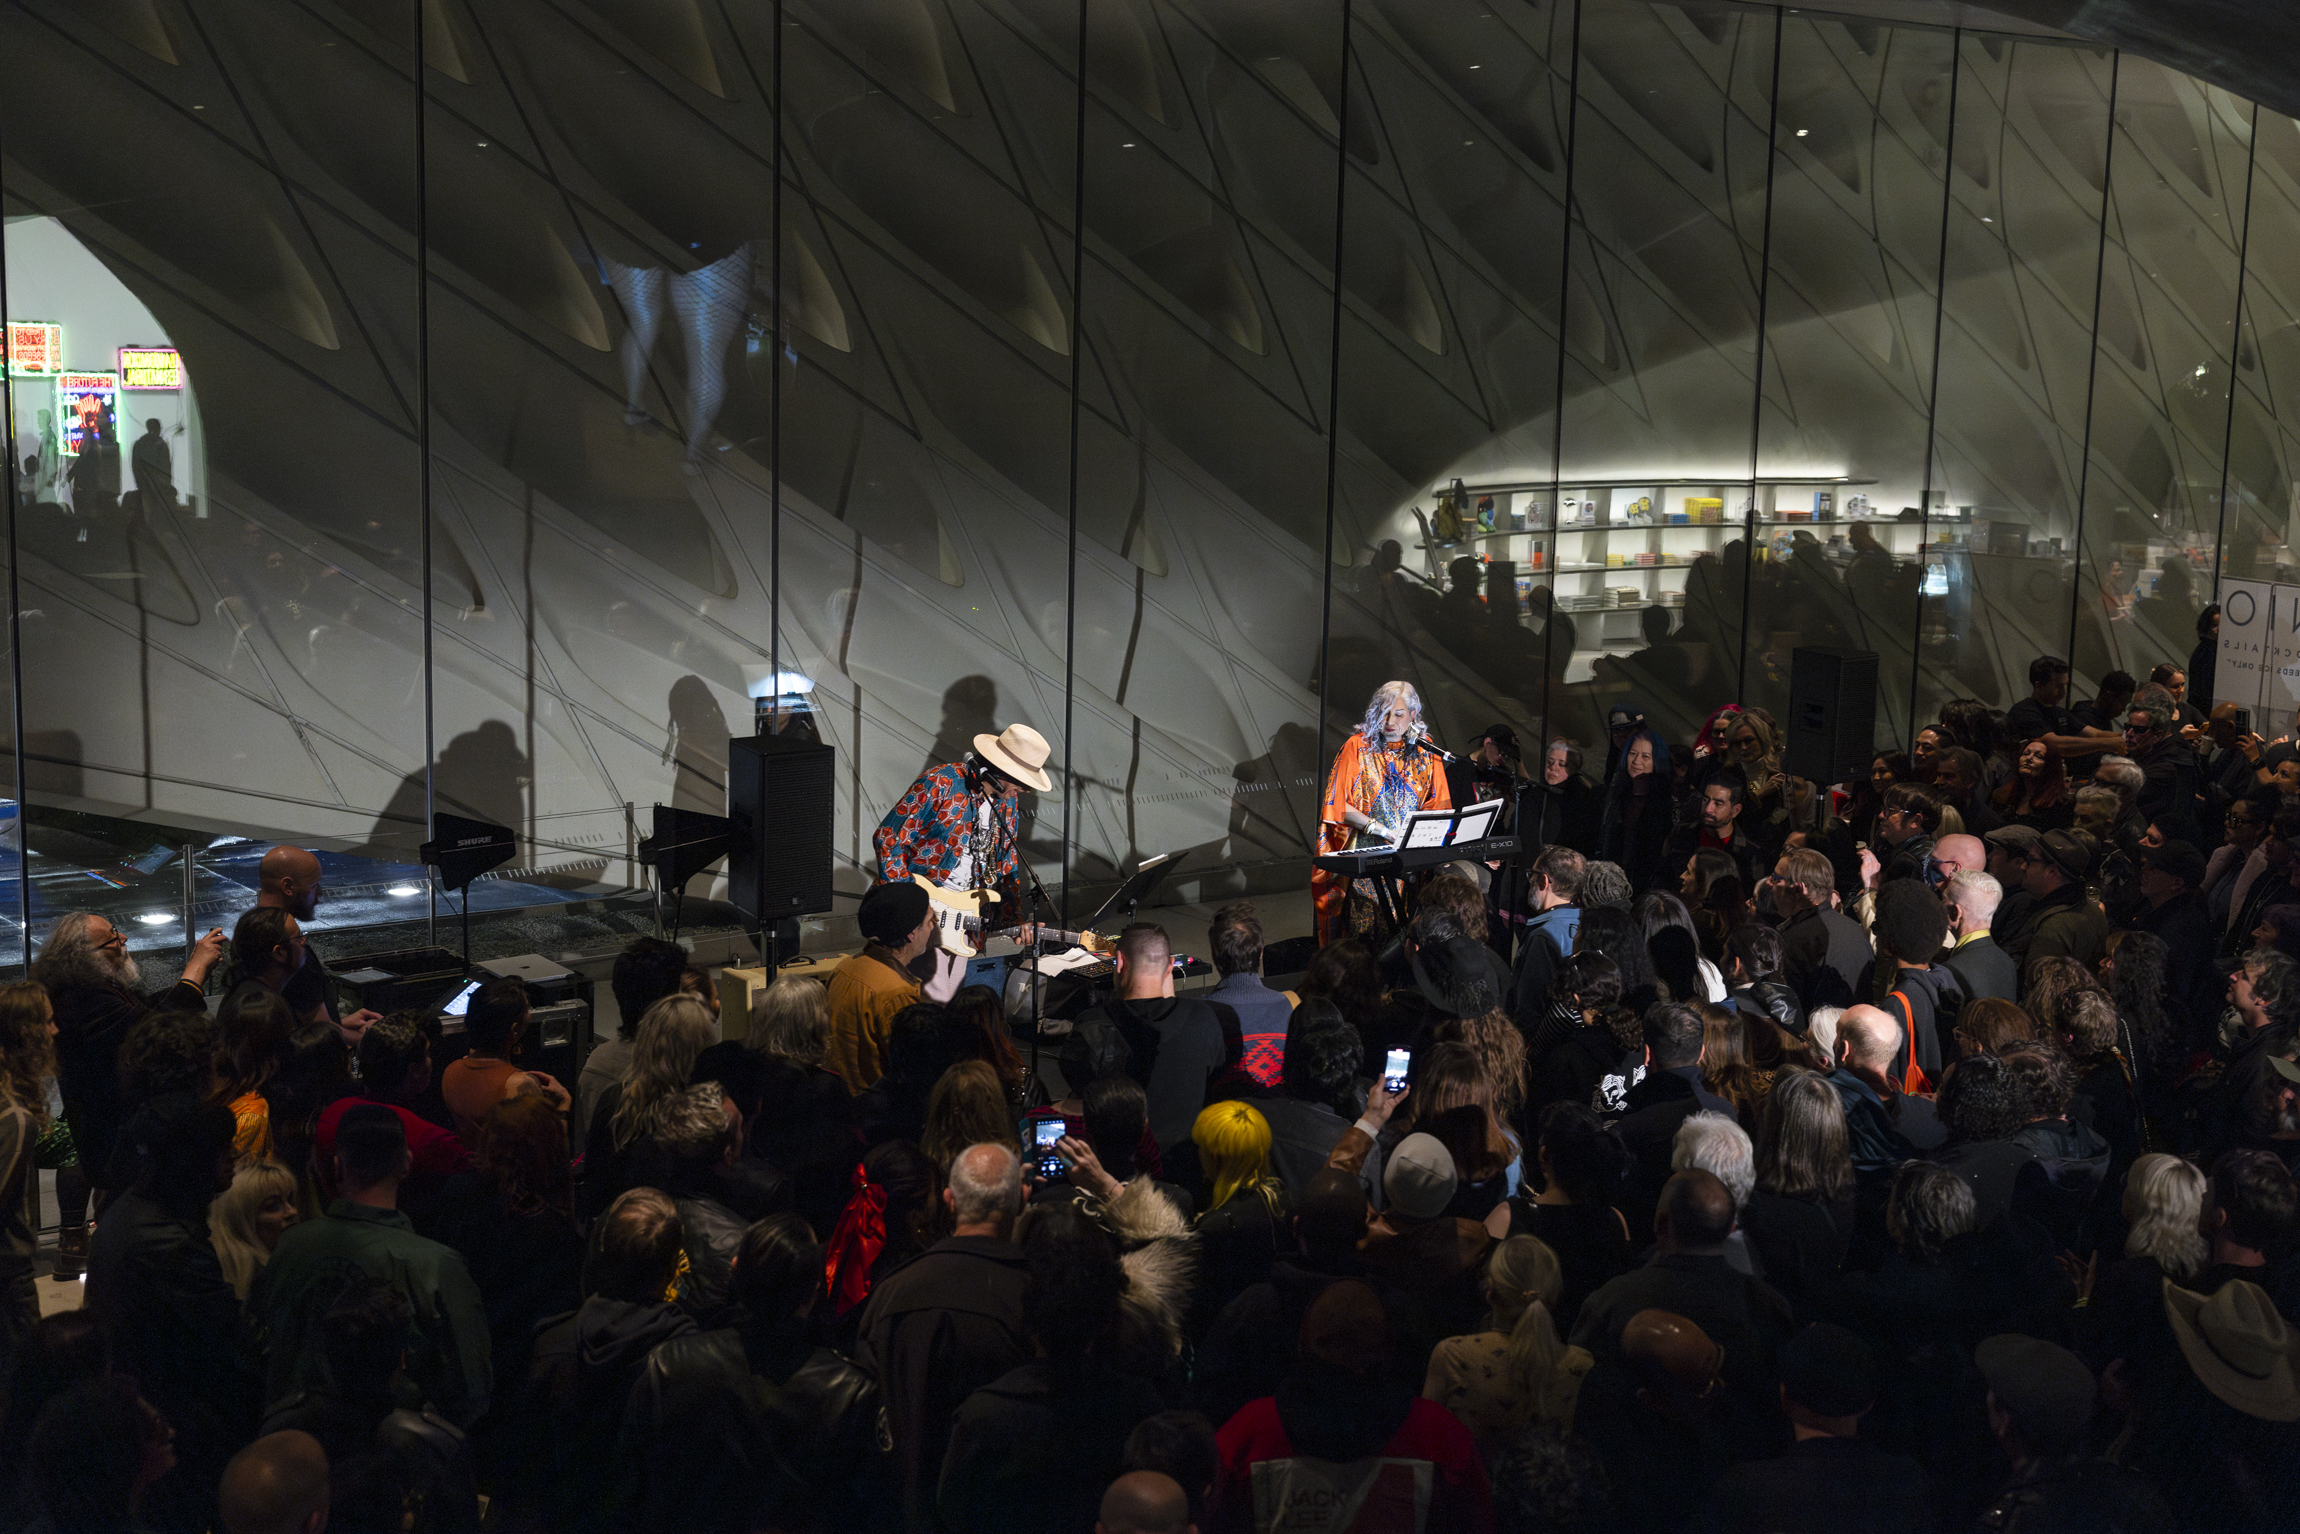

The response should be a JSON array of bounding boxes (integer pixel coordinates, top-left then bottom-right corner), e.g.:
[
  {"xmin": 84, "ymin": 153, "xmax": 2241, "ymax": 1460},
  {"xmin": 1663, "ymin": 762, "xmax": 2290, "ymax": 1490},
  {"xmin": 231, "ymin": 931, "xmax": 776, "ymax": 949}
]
[{"xmin": 981, "ymin": 770, "xmax": 1058, "ymax": 1098}]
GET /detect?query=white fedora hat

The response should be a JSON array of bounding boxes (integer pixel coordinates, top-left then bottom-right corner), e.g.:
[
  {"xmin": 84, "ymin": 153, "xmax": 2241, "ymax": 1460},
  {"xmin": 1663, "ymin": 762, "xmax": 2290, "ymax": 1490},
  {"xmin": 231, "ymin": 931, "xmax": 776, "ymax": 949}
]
[{"xmin": 974, "ymin": 723, "xmax": 1054, "ymax": 793}]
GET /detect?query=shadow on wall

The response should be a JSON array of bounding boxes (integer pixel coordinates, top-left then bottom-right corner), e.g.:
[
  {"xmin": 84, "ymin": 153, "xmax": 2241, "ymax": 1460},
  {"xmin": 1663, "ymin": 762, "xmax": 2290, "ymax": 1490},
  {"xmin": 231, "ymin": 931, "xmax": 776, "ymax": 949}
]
[
  {"xmin": 362, "ymin": 721, "xmax": 531, "ymax": 863},
  {"xmin": 0, "ymin": 732, "xmax": 87, "ymax": 801},
  {"xmin": 928, "ymin": 675, "xmax": 999, "ymax": 774},
  {"xmin": 664, "ymin": 674, "xmax": 732, "ymax": 816}
]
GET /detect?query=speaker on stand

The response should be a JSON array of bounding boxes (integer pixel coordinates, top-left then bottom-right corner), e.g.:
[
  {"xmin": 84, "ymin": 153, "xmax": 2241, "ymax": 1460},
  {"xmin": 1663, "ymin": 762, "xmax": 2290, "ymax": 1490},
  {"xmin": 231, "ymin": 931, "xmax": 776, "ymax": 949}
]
[
  {"xmin": 726, "ymin": 734, "xmax": 837, "ymax": 966},
  {"xmin": 1783, "ymin": 647, "xmax": 1880, "ymax": 787}
]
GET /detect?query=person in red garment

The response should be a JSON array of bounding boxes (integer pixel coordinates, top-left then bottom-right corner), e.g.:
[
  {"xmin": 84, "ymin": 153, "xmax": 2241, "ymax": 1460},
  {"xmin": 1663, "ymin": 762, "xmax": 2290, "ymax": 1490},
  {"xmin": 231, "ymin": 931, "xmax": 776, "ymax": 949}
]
[
  {"xmin": 1316, "ymin": 682, "xmax": 1454, "ymax": 945},
  {"xmin": 1213, "ymin": 1279, "xmax": 1492, "ymax": 1534}
]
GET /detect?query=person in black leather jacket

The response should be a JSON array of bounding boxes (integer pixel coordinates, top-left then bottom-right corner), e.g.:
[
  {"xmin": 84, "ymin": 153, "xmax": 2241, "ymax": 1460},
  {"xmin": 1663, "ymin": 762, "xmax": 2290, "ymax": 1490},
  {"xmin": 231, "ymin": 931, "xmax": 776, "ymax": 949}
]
[
  {"xmin": 655, "ymin": 1082, "xmax": 791, "ymax": 1326},
  {"xmin": 622, "ymin": 1212, "xmax": 881, "ymax": 1534},
  {"xmin": 82, "ymin": 1093, "xmax": 258, "ymax": 1534},
  {"xmin": 1725, "ymin": 923, "xmax": 1806, "ymax": 1038},
  {"xmin": 513, "ymin": 1188, "xmax": 696, "ymax": 1533},
  {"xmin": 258, "ymin": 1280, "xmax": 480, "ymax": 1534}
]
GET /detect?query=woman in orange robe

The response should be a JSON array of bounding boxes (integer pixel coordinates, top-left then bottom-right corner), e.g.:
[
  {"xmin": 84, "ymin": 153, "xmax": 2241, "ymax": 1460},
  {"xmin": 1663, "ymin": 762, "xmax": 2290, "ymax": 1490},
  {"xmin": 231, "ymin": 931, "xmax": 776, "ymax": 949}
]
[{"xmin": 1315, "ymin": 680, "xmax": 1453, "ymax": 944}]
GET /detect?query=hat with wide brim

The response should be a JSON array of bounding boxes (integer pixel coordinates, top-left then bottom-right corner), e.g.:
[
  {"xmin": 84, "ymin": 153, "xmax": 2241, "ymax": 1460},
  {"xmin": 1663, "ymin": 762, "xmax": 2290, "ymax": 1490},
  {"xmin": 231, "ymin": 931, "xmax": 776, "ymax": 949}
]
[
  {"xmin": 2164, "ymin": 1278, "xmax": 2300, "ymax": 1421},
  {"xmin": 973, "ymin": 724, "xmax": 1055, "ymax": 792}
]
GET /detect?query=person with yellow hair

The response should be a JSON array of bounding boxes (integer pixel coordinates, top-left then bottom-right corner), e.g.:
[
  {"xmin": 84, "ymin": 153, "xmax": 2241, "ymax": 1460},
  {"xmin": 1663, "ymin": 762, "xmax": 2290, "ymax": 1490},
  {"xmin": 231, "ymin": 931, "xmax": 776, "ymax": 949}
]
[{"xmin": 1191, "ymin": 1100, "xmax": 1293, "ymax": 1324}]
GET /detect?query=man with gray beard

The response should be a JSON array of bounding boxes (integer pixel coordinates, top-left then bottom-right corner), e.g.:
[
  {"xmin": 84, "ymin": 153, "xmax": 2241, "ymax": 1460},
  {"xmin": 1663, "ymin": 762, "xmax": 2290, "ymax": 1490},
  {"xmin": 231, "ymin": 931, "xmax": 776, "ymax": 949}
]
[{"xmin": 31, "ymin": 911, "xmax": 225, "ymax": 1196}]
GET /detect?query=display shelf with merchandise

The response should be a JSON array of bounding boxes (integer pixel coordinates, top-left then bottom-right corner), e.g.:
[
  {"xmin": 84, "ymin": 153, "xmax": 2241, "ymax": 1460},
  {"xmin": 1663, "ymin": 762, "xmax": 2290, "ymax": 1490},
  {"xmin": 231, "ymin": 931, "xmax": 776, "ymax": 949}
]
[{"xmin": 1408, "ymin": 475, "xmax": 1887, "ymax": 658}]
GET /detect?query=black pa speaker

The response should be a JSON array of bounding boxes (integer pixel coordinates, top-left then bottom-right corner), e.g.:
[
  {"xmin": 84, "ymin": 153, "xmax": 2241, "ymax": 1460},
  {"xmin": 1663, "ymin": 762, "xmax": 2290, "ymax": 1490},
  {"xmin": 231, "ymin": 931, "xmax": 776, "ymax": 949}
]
[
  {"xmin": 726, "ymin": 734, "xmax": 836, "ymax": 926},
  {"xmin": 1783, "ymin": 647, "xmax": 1879, "ymax": 786}
]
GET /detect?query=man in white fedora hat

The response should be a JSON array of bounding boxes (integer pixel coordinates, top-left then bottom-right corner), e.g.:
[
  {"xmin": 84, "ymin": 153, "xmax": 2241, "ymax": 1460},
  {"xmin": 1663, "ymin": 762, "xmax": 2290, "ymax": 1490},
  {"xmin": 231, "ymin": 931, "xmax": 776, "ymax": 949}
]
[{"xmin": 874, "ymin": 722, "xmax": 1055, "ymax": 942}]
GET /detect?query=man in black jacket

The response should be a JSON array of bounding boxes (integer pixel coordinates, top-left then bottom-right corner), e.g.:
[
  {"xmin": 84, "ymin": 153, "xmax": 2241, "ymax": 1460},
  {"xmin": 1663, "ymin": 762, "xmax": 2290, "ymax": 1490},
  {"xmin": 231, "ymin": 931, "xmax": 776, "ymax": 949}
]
[
  {"xmin": 1571, "ymin": 1171, "xmax": 1795, "ymax": 1417},
  {"xmin": 1663, "ymin": 772, "xmax": 1769, "ymax": 891},
  {"xmin": 516, "ymin": 1188, "xmax": 696, "ymax": 1532},
  {"xmin": 1072, "ymin": 924, "xmax": 1234, "ymax": 1151},
  {"xmin": 1866, "ymin": 880, "xmax": 1962, "ymax": 1094},
  {"xmin": 2130, "ymin": 840, "xmax": 2219, "ymax": 1045},
  {"xmin": 1873, "ymin": 784, "xmax": 1943, "ymax": 885},
  {"xmin": 1611, "ymin": 1003, "xmax": 1734, "ymax": 1238},
  {"xmin": 84, "ymin": 1094, "xmax": 256, "ymax": 1534},
  {"xmin": 656, "ymin": 1082, "xmax": 790, "ymax": 1326},
  {"xmin": 31, "ymin": 911, "xmax": 225, "ymax": 1194},
  {"xmin": 623, "ymin": 1213, "xmax": 881, "ymax": 1534},
  {"xmin": 1941, "ymin": 869, "xmax": 2018, "ymax": 1005},
  {"xmin": 2014, "ymin": 829, "xmax": 2110, "ymax": 986},
  {"xmin": 858, "ymin": 1142, "xmax": 1031, "ymax": 1532},
  {"xmin": 1769, "ymin": 849, "xmax": 1872, "ymax": 1013},
  {"xmin": 1695, "ymin": 1322, "xmax": 1931, "ymax": 1534}
]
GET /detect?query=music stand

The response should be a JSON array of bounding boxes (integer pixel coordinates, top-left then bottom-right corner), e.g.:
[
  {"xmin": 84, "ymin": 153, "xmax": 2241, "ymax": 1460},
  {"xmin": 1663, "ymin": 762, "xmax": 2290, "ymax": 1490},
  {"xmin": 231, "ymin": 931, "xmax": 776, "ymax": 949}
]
[
  {"xmin": 1082, "ymin": 851, "xmax": 1176, "ymax": 932},
  {"xmin": 418, "ymin": 813, "xmax": 516, "ymax": 967}
]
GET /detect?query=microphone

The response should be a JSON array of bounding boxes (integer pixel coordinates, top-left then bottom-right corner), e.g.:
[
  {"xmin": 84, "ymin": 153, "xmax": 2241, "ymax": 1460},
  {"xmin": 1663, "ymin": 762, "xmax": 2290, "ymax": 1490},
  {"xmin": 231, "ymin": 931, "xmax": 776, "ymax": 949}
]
[{"xmin": 1408, "ymin": 724, "xmax": 1459, "ymax": 764}]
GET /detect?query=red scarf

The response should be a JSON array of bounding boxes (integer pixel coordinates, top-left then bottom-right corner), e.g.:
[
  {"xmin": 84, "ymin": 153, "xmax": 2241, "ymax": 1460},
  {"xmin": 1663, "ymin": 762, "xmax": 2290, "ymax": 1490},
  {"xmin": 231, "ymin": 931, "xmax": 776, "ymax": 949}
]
[{"xmin": 822, "ymin": 1162, "xmax": 889, "ymax": 1318}]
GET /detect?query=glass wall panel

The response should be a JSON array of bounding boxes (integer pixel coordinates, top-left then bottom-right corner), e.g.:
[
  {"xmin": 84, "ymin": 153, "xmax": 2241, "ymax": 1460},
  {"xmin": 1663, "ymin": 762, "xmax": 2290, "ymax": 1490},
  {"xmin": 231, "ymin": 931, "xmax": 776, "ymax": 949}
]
[
  {"xmin": 2221, "ymin": 116, "xmax": 2300, "ymax": 733},
  {"xmin": 771, "ymin": 0, "xmax": 1083, "ymax": 910},
  {"xmin": 2, "ymin": 0, "xmax": 429, "ymax": 966},
  {"xmin": 1922, "ymin": 36, "xmax": 2114, "ymax": 729},
  {"xmin": 1059, "ymin": 0, "xmax": 1348, "ymax": 909},
  {"xmin": 1550, "ymin": 0, "xmax": 1779, "ymax": 754},
  {"xmin": 1327, "ymin": 1, "xmax": 1573, "ymax": 772},
  {"xmin": 1751, "ymin": 14, "xmax": 1953, "ymax": 747},
  {"xmin": 2070, "ymin": 59, "xmax": 2250, "ymax": 709}
]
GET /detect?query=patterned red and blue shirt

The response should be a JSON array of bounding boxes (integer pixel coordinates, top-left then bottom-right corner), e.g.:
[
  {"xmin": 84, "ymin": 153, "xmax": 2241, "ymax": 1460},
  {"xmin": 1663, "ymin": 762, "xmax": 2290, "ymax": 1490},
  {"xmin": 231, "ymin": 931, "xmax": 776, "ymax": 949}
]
[{"xmin": 873, "ymin": 762, "xmax": 1024, "ymax": 897}]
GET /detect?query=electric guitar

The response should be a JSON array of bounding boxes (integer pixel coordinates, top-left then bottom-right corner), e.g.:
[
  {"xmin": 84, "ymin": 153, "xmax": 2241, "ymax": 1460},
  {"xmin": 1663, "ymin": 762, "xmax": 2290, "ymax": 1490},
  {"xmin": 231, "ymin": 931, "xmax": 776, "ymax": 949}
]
[{"xmin": 910, "ymin": 875, "xmax": 1117, "ymax": 958}]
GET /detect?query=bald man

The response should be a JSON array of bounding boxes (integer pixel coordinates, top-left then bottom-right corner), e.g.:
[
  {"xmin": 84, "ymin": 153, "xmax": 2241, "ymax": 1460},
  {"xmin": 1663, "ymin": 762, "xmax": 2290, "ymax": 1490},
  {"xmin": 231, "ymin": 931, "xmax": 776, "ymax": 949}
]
[
  {"xmin": 1571, "ymin": 1170, "xmax": 1790, "ymax": 1420},
  {"xmin": 1931, "ymin": 833, "xmax": 1986, "ymax": 887},
  {"xmin": 255, "ymin": 845, "xmax": 379, "ymax": 1045},
  {"xmin": 1097, "ymin": 1471, "xmax": 1194, "ymax": 1534},
  {"xmin": 1577, "ymin": 1307, "xmax": 1739, "ymax": 1528},
  {"xmin": 219, "ymin": 1430, "xmax": 329, "ymax": 1534},
  {"xmin": 1828, "ymin": 1006, "xmax": 1943, "ymax": 1170}
]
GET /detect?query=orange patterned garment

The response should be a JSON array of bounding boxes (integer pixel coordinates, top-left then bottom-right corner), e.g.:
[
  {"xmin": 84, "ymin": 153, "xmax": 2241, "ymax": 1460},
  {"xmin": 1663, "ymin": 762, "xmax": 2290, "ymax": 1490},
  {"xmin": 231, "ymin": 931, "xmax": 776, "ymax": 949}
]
[{"xmin": 1314, "ymin": 732, "xmax": 1451, "ymax": 943}]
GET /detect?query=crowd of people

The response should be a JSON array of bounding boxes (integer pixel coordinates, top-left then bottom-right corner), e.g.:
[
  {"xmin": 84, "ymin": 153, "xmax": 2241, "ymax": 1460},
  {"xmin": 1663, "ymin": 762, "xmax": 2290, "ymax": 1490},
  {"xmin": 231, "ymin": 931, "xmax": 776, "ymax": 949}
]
[{"xmin": 1, "ymin": 645, "xmax": 2298, "ymax": 1531}]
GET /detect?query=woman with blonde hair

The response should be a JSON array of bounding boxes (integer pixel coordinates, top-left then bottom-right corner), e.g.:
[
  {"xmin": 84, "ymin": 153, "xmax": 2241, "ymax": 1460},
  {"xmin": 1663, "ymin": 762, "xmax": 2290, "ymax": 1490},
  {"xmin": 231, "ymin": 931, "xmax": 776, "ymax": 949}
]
[
  {"xmin": 745, "ymin": 976, "xmax": 858, "ymax": 1238},
  {"xmin": 208, "ymin": 1159, "xmax": 299, "ymax": 1301},
  {"xmin": 1192, "ymin": 1100, "xmax": 1291, "ymax": 1322},
  {"xmin": 0, "ymin": 982, "xmax": 56, "ymax": 1364},
  {"xmin": 747, "ymin": 975, "xmax": 830, "ymax": 1066},
  {"xmin": 578, "ymin": 993, "xmax": 718, "ymax": 1219},
  {"xmin": 2074, "ymin": 1153, "xmax": 2209, "ymax": 1369},
  {"xmin": 922, "ymin": 1061, "xmax": 1019, "ymax": 1174},
  {"xmin": 1423, "ymin": 1235, "xmax": 1593, "ymax": 1457}
]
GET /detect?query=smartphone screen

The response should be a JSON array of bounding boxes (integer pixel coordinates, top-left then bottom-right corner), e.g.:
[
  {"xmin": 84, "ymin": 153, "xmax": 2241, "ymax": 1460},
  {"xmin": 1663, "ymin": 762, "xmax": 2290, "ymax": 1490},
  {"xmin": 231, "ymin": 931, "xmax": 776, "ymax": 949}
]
[
  {"xmin": 1032, "ymin": 1118, "xmax": 1066, "ymax": 1179},
  {"xmin": 1383, "ymin": 1048, "xmax": 1411, "ymax": 1095}
]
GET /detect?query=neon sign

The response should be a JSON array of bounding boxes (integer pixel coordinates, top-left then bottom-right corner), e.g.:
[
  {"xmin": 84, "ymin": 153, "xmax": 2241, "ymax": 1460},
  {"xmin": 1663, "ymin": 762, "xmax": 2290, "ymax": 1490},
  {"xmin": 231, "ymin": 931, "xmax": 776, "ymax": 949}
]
[
  {"xmin": 2, "ymin": 322, "xmax": 63, "ymax": 376},
  {"xmin": 118, "ymin": 346, "xmax": 182, "ymax": 389},
  {"xmin": 57, "ymin": 373, "xmax": 118, "ymax": 455}
]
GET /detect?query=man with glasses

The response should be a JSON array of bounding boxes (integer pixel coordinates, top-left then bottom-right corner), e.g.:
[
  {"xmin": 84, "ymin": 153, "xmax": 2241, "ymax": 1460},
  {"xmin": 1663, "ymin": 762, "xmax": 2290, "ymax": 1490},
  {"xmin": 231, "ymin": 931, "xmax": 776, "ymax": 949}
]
[
  {"xmin": 2120, "ymin": 689, "xmax": 2202, "ymax": 845},
  {"xmin": 1871, "ymin": 783, "xmax": 1943, "ymax": 886},
  {"xmin": 29, "ymin": 912, "xmax": 227, "ymax": 1199},
  {"xmin": 2208, "ymin": 796, "xmax": 2275, "ymax": 933}
]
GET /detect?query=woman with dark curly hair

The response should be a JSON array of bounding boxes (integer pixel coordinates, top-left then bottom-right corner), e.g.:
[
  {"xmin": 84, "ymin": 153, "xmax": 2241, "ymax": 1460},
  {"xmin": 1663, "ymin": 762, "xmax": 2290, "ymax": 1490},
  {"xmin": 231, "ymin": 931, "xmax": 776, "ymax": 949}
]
[
  {"xmin": 1925, "ymin": 1053, "xmax": 2036, "ymax": 1227},
  {"xmin": 1573, "ymin": 907, "xmax": 1660, "ymax": 1019},
  {"xmin": 1992, "ymin": 736, "xmax": 2073, "ymax": 833},
  {"xmin": 1530, "ymin": 953, "xmax": 1637, "ymax": 1119},
  {"xmin": 1487, "ymin": 1103, "xmax": 1633, "ymax": 1330}
]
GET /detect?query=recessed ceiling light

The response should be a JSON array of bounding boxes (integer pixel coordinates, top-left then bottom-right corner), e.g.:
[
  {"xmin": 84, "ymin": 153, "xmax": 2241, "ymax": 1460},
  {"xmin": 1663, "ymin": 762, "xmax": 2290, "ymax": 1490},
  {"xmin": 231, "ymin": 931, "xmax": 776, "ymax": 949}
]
[
  {"xmin": 1795, "ymin": 128, "xmax": 1810, "ymax": 137},
  {"xmin": 388, "ymin": 885, "xmax": 421, "ymax": 897},
  {"xmin": 136, "ymin": 912, "xmax": 173, "ymax": 926},
  {"xmin": 1982, "ymin": 216, "xmax": 1993, "ymax": 222},
  {"xmin": 1121, "ymin": 142, "xmax": 1136, "ymax": 148}
]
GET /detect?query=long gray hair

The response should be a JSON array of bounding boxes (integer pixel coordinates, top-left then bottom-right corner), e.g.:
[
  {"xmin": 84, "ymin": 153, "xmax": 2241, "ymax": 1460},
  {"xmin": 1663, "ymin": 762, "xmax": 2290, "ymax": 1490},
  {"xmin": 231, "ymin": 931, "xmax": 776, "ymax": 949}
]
[
  {"xmin": 30, "ymin": 912, "xmax": 135, "ymax": 991},
  {"xmin": 1358, "ymin": 680, "xmax": 1423, "ymax": 746}
]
